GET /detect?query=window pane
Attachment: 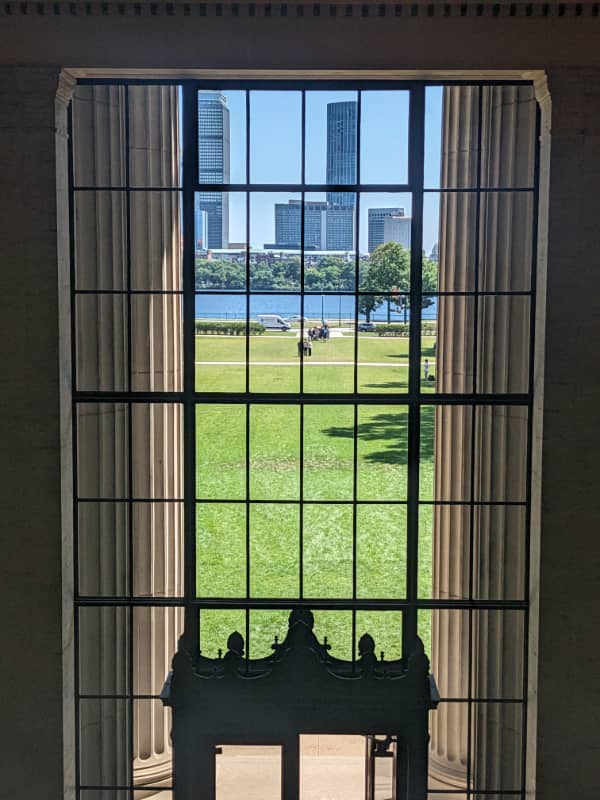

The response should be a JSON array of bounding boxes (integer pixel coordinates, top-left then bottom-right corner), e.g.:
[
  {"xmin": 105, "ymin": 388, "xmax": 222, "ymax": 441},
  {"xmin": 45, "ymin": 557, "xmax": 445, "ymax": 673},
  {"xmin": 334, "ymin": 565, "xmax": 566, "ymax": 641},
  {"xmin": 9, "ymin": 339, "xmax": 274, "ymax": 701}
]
[
  {"xmin": 420, "ymin": 609, "xmax": 469, "ymax": 699},
  {"xmin": 248, "ymin": 609, "xmax": 290, "ymax": 658},
  {"xmin": 356, "ymin": 610, "xmax": 402, "ymax": 661},
  {"xmin": 420, "ymin": 405, "xmax": 473, "ymax": 502},
  {"xmin": 250, "ymin": 405, "xmax": 300, "ymax": 500},
  {"xmin": 79, "ymin": 606, "xmax": 129, "ymax": 695},
  {"xmin": 477, "ymin": 295, "xmax": 531, "ymax": 393},
  {"xmin": 133, "ymin": 606, "xmax": 182, "ymax": 695},
  {"xmin": 131, "ymin": 294, "xmax": 183, "ymax": 392},
  {"xmin": 79, "ymin": 699, "xmax": 131, "ymax": 787},
  {"xmin": 472, "ymin": 611, "xmax": 525, "ymax": 699},
  {"xmin": 251, "ymin": 191, "xmax": 302, "ymax": 264},
  {"xmin": 303, "ymin": 295, "xmax": 355, "ymax": 395},
  {"xmin": 478, "ymin": 191, "xmax": 534, "ymax": 291},
  {"xmin": 428, "ymin": 705, "xmax": 469, "ymax": 789},
  {"xmin": 433, "ymin": 295, "xmax": 475, "ymax": 394},
  {"xmin": 250, "ymin": 91, "xmax": 301, "ymax": 183},
  {"xmin": 431, "ymin": 86, "xmax": 480, "ymax": 189},
  {"xmin": 303, "ymin": 404, "xmax": 354, "ymax": 501},
  {"xmin": 74, "ymin": 191, "xmax": 127, "ymax": 290},
  {"xmin": 424, "ymin": 86, "xmax": 443, "ymax": 190},
  {"xmin": 249, "ymin": 295, "xmax": 300, "ymax": 393},
  {"xmin": 196, "ymin": 503, "xmax": 246, "ymax": 598},
  {"xmin": 360, "ymin": 90, "xmax": 409, "ymax": 184},
  {"xmin": 76, "ymin": 294, "xmax": 128, "ymax": 392},
  {"xmin": 200, "ymin": 609, "xmax": 246, "ymax": 658},
  {"xmin": 131, "ymin": 404, "xmax": 183, "ymax": 499},
  {"xmin": 131, "ymin": 190, "xmax": 183, "ymax": 290},
  {"xmin": 470, "ymin": 704, "xmax": 523, "ymax": 792},
  {"xmin": 356, "ymin": 504, "xmax": 406, "ymax": 598},
  {"xmin": 199, "ymin": 89, "xmax": 246, "ymax": 185},
  {"xmin": 132, "ymin": 502, "xmax": 184, "ymax": 597},
  {"xmin": 195, "ymin": 294, "xmax": 247, "ymax": 393},
  {"xmin": 196, "ymin": 404, "xmax": 246, "ymax": 500},
  {"xmin": 418, "ymin": 504, "xmax": 470, "ymax": 601},
  {"xmin": 305, "ymin": 90, "xmax": 358, "ymax": 185},
  {"xmin": 473, "ymin": 505, "xmax": 526, "ymax": 600},
  {"xmin": 133, "ymin": 701, "xmax": 172, "ymax": 781},
  {"xmin": 357, "ymin": 405, "xmax": 408, "ymax": 501},
  {"xmin": 77, "ymin": 403, "xmax": 129, "ymax": 499},
  {"xmin": 195, "ymin": 191, "xmax": 246, "ymax": 283},
  {"xmin": 480, "ymin": 85, "xmax": 536, "ymax": 188},
  {"xmin": 312, "ymin": 610, "xmax": 353, "ymax": 660},
  {"xmin": 72, "ymin": 85, "xmax": 126, "ymax": 187},
  {"xmin": 425, "ymin": 191, "xmax": 478, "ymax": 292},
  {"xmin": 360, "ymin": 193, "xmax": 411, "ymax": 276},
  {"xmin": 303, "ymin": 504, "xmax": 353, "ymax": 598},
  {"xmin": 473, "ymin": 406, "xmax": 528, "ymax": 502},
  {"xmin": 358, "ymin": 300, "xmax": 409, "ymax": 394},
  {"xmin": 128, "ymin": 85, "xmax": 181, "ymax": 188},
  {"xmin": 78, "ymin": 502, "xmax": 129, "ymax": 597},
  {"xmin": 250, "ymin": 504, "xmax": 299, "ymax": 598}
]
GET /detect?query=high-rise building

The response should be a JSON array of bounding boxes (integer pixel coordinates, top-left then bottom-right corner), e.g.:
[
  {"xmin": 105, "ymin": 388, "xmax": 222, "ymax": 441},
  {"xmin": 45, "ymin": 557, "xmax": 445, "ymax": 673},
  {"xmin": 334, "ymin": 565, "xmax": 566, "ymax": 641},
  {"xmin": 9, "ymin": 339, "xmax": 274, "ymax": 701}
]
[
  {"xmin": 368, "ymin": 207, "xmax": 405, "ymax": 252},
  {"xmin": 197, "ymin": 91, "xmax": 230, "ymax": 249},
  {"xmin": 383, "ymin": 214, "xmax": 412, "ymax": 250},
  {"xmin": 326, "ymin": 101, "xmax": 357, "ymax": 250},
  {"xmin": 325, "ymin": 207, "xmax": 355, "ymax": 251},
  {"xmin": 273, "ymin": 199, "xmax": 327, "ymax": 249},
  {"xmin": 429, "ymin": 242, "xmax": 439, "ymax": 263}
]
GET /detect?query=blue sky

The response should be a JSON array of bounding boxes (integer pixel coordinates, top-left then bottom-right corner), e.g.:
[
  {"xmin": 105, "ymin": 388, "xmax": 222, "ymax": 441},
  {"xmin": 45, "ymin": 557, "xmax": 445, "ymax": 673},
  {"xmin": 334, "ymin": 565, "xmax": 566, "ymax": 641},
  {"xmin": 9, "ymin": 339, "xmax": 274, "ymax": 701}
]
[{"xmin": 205, "ymin": 87, "xmax": 442, "ymax": 254}]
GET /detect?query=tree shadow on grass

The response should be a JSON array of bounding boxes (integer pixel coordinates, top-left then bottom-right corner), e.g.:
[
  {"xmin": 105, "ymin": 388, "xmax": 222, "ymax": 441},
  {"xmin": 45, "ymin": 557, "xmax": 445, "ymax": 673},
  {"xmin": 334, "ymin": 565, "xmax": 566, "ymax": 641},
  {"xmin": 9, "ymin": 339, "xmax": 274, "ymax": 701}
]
[{"xmin": 322, "ymin": 406, "xmax": 435, "ymax": 466}]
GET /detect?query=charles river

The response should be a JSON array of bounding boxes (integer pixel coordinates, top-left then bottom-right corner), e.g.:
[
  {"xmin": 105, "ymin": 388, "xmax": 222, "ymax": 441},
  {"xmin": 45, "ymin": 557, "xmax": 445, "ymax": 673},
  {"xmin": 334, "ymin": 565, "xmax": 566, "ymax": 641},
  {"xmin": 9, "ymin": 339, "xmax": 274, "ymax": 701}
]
[{"xmin": 195, "ymin": 294, "xmax": 438, "ymax": 323}]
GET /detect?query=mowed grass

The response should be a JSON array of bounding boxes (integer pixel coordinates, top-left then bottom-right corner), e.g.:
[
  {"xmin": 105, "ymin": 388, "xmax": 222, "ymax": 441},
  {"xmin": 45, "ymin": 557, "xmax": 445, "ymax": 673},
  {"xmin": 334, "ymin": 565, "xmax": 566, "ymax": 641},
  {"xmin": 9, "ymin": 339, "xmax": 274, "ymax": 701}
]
[
  {"xmin": 195, "ymin": 332, "xmax": 436, "ymax": 659},
  {"xmin": 196, "ymin": 332, "xmax": 437, "ymax": 394}
]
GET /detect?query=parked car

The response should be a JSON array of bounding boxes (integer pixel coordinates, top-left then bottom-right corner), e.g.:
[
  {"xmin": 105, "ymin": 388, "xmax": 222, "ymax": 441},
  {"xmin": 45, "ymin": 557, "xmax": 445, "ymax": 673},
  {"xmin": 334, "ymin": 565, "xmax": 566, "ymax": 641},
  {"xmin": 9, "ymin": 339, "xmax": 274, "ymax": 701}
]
[
  {"xmin": 357, "ymin": 321, "xmax": 376, "ymax": 332},
  {"xmin": 286, "ymin": 315, "xmax": 309, "ymax": 324}
]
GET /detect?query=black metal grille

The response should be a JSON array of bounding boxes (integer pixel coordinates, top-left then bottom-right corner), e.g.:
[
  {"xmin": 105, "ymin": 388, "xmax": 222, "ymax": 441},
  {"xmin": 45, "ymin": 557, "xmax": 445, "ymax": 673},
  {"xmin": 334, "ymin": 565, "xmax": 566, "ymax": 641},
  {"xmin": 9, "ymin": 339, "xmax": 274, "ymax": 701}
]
[{"xmin": 70, "ymin": 79, "xmax": 539, "ymax": 799}]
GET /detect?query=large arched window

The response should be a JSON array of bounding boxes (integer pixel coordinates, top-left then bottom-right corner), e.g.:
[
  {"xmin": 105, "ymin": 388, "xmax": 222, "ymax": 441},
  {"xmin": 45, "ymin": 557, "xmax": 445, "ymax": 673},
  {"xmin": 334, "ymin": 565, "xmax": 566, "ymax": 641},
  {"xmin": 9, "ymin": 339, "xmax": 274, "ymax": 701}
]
[{"xmin": 70, "ymin": 79, "xmax": 538, "ymax": 799}]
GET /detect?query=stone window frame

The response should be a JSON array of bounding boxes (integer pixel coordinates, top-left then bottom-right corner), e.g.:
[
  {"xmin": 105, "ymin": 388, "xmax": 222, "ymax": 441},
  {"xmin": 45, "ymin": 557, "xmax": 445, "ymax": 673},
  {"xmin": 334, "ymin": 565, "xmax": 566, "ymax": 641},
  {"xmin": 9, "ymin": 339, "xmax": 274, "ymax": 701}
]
[{"xmin": 57, "ymin": 71, "xmax": 549, "ymax": 800}]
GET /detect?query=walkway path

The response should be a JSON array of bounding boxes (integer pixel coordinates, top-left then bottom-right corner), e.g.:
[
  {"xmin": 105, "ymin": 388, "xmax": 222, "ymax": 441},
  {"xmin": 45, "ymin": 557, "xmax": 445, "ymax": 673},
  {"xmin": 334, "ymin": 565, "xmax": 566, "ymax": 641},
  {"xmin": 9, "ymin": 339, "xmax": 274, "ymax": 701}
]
[{"xmin": 195, "ymin": 360, "xmax": 411, "ymax": 367}]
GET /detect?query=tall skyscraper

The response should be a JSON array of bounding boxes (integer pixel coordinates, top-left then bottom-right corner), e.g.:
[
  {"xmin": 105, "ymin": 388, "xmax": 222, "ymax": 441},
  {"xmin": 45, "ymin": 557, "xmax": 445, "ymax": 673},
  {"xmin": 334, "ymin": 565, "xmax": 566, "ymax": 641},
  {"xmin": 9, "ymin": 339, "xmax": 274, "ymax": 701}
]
[
  {"xmin": 197, "ymin": 91, "xmax": 230, "ymax": 249},
  {"xmin": 383, "ymin": 214, "xmax": 412, "ymax": 250},
  {"xmin": 368, "ymin": 207, "xmax": 405, "ymax": 252},
  {"xmin": 325, "ymin": 101, "xmax": 357, "ymax": 250},
  {"xmin": 273, "ymin": 199, "xmax": 327, "ymax": 249}
]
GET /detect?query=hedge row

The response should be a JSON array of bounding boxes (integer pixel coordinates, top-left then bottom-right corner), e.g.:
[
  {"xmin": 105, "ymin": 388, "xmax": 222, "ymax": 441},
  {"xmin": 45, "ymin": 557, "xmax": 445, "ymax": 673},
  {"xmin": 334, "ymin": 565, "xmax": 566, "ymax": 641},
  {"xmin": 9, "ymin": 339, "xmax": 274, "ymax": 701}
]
[
  {"xmin": 375, "ymin": 322, "xmax": 436, "ymax": 337},
  {"xmin": 195, "ymin": 321, "xmax": 266, "ymax": 336}
]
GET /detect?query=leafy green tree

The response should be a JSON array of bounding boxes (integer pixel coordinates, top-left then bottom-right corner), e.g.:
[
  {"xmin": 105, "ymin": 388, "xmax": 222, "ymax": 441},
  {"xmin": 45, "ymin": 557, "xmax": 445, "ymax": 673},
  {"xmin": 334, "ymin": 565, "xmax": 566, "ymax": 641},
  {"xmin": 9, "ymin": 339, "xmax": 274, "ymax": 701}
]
[
  {"xmin": 359, "ymin": 242, "xmax": 438, "ymax": 320},
  {"xmin": 195, "ymin": 258, "xmax": 245, "ymax": 290}
]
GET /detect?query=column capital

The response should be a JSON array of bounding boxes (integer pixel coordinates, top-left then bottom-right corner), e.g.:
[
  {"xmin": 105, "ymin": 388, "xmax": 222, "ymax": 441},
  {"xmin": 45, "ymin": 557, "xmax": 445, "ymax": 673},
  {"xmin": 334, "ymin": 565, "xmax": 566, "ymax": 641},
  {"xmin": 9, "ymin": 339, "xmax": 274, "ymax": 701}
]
[{"xmin": 56, "ymin": 70, "xmax": 76, "ymax": 110}]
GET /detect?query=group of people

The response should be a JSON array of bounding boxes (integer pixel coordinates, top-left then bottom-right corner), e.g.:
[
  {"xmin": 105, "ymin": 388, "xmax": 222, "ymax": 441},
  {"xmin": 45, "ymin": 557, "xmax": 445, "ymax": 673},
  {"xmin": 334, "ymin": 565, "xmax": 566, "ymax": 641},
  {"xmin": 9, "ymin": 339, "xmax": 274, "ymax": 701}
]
[
  {"xmin": 307, "ymin": 323, "xmax": 330, "ymax": 342},
  {"xmin": 297, "ymin": 322, "xmax": 330, "ymax": 357}
]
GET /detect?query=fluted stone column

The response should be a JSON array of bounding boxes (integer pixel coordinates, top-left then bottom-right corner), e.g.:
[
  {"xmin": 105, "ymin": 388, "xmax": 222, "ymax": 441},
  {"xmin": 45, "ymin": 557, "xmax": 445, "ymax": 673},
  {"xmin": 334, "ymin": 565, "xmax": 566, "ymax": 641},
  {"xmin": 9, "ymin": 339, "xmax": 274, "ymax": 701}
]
[
  {"xmin": 73, "ymin": 84, "xmax": 183, "ymax": 797},
  {"xmin": 431, "ymin": 85, "xmax": 536, "ymax": 793}
]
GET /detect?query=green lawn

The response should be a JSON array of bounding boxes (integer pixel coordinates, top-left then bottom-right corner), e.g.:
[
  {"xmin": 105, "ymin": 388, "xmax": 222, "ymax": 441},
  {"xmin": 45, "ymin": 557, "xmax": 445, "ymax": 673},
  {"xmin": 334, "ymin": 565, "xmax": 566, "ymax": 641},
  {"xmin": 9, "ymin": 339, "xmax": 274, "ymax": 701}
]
[{"xmin": 195, "ymin": 332, "xmax": 436, "ymax": 659}]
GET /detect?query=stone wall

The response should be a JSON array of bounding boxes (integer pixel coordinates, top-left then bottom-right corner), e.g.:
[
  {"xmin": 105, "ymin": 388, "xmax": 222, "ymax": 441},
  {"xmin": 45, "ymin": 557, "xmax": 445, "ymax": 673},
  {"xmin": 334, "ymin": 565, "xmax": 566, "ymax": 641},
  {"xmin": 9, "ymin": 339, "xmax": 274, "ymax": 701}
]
[{"xmin": 1, "ymin": 14, "xmax": 600, "ymax": 800}]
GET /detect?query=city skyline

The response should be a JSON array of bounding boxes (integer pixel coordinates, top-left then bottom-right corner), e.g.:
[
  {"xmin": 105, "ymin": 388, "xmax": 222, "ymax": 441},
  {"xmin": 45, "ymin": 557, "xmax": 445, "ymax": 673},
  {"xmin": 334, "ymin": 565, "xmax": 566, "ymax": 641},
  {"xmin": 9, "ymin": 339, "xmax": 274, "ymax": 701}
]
[{"xmin": 195, "ymin": 88, "xmax": 443, "ymax": 253}]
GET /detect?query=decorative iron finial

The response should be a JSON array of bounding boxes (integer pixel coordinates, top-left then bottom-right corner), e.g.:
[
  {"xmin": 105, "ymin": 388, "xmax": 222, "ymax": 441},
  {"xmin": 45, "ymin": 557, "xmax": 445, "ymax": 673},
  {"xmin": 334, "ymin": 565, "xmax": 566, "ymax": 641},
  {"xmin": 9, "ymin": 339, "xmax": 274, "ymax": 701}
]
[
  {"xmin": 226, "ymin": 631, "xmax": 244, "ymax": 657},
  {"xmin": 358, "ymin": 633, "xmax": 375, "ymax": 658},
  {"xmin": 289, "ymin": 607, "xmax": 315, "ymax": 630}
]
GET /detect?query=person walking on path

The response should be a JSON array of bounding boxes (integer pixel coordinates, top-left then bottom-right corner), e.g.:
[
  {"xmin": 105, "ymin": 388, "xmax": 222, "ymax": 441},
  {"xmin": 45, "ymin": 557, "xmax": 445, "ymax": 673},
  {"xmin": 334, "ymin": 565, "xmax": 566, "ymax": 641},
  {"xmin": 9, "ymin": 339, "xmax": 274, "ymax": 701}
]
[{"xmin": 423, "ymin": 359, "xmax": 429, "ymax": 381}]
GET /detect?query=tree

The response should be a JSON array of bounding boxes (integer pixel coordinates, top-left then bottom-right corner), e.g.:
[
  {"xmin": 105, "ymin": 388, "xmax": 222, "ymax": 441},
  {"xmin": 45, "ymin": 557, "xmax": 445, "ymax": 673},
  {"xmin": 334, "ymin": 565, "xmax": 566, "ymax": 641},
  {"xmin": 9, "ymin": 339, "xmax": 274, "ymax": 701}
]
[{"xmin": 359, "ymin": 242, "xmax": 438, "ymax": 321}]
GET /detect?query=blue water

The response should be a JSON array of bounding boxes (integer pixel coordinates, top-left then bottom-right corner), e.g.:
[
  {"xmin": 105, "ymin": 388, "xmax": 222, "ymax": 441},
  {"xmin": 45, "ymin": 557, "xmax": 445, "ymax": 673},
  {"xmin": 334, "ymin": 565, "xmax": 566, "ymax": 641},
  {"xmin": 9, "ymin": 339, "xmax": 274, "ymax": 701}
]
[{"xmin": 195, "ymin": 294, "xmax": 437, "ymax": 322}]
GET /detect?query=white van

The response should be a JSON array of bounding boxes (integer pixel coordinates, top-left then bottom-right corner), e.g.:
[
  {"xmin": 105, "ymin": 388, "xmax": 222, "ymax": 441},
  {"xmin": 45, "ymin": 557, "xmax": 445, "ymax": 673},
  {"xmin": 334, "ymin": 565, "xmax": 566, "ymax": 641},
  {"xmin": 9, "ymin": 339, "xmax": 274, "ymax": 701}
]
[{"xmin": 256, "ymin": 314, "xmax": 291, "ymax": 331}]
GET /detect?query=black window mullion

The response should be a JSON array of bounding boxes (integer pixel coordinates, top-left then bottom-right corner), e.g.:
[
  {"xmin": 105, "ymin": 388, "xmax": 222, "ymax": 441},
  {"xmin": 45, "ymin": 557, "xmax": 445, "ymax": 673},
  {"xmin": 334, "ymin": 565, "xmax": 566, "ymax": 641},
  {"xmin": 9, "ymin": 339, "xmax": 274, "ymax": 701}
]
[
  {"xmin": 182, "ymin": 84, "xmax": 200, "ymax": 658},
  {"xmin": 405, "ymin": 85, "xmax": 425, "ymax": 655}
]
